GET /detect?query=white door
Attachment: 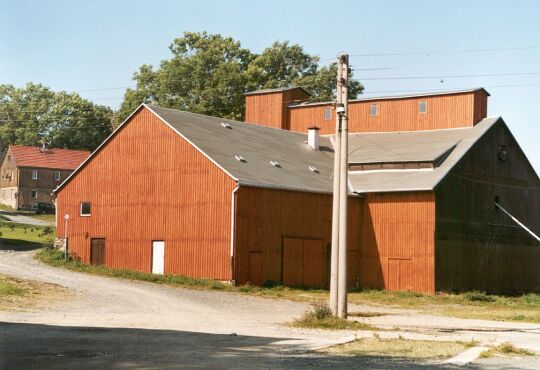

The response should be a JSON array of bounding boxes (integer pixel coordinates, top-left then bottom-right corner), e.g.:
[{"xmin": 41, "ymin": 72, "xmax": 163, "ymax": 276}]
[{"xmin": 152, "ymin": 241, "xmax": 165, "ymax": 275}]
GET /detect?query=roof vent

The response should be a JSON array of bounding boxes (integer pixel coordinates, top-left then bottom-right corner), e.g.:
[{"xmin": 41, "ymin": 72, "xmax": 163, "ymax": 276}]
[
  {"xmin": 308, "ymin": 166, "xmax": 319, "ymax": 173},
  {"xmin": 270, "ymin": 160, "xmax": 281, "ymax": 168},
  {"xmin": 234, "ymin": 155, "xmax": 246, "ymax": 162},
  {"xmin": 221, "ymin": 122, "xmax": 232, "ymax": 129},
  {"xmin": 307, "ymin": 127, "xmax": 320, "ymax": 150}
]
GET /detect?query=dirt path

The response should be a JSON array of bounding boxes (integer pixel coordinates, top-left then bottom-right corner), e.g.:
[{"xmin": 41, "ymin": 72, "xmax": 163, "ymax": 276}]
[
  {"xmin": 0, "ymin": 249, "xmax": 538, "ymax": 369},
  {"xmin": 0, "ymin": 210, "xmax": 54, "ymax": 226}
]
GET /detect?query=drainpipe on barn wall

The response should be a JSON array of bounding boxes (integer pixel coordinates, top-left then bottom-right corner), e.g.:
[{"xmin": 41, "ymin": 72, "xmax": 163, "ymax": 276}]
[{"xmin": 230, "ymin": 183, "xmax": 240, "ymax": 285}]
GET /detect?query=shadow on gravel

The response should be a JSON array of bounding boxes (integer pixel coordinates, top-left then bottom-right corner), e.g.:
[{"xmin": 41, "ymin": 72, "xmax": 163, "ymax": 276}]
[
  {"xmin": 0, "ymin": 239, "xmax": 44, "ymax": 251},
  {"xmin": 0, "ymin": 322, "xmax": 489, "ymax": 369}
]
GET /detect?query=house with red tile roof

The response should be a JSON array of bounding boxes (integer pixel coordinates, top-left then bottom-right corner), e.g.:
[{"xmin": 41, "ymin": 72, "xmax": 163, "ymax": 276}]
[{"xmin": 0, "ymin": 144, "xmax": 89, "ymax": 210}]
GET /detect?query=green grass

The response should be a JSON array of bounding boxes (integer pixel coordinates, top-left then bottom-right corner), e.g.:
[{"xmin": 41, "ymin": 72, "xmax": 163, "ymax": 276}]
[
  {"xmin": 290, "ymin": 301, "xmax": 375, "ymax": 330},
  {"xmin": 322, "ymin": 337, "xmax": 467, "ymax": 359},
  {"xmin": 36, "ymin": 247, "xmax": 230, "ymax": 290},
  {"xmin": 0, "ymin": 221, "xmax": 55, "ymax": 248},
  {"xmin": 480, "ymin": 342, "xmax": 535, "ymax": 358},
  {"xmin": 0, "ymin": 280, "xmax": 24, "ymax": 296}
]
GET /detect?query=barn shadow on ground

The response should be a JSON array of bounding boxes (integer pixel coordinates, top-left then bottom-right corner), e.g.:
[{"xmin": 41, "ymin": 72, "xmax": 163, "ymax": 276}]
[
  {"xmin": 0, "ymin": 239, "xmax": 45, "ymax": 251},
  {"xmin": 0, "ymin": 321, "xmax": 486, "ymax": 369}
]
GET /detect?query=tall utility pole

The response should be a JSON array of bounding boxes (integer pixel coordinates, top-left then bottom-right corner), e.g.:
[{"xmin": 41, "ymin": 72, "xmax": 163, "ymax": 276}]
[
  {"xmin": 329, "ymin": 54, "xmax": 344, "ymax": 315},
  {"xmin": 329, "ymin": 53, "xmax": 349, "ymax": 317},
  {"xmin": 337, "ymin": 53, "xmax": 349, "ymax": 319}
]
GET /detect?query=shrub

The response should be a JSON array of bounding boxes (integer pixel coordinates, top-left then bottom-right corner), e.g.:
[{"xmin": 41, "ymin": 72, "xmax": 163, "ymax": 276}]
[{"xmin": 463, "ymin": 291, "xmax": 496, "ymax": 303}]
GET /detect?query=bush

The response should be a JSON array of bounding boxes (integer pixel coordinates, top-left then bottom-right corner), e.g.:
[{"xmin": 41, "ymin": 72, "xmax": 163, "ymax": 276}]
[
  {"xmin": 291, "ymin": 300, "xmax": 375, "ymax": 330},
  {"xmin": 464, "ymin": 291, "xmax": 496, "ymax": 303},
  {"xmin": 43, "ymin": 227, "xmax": 53, "ymax": 235}
]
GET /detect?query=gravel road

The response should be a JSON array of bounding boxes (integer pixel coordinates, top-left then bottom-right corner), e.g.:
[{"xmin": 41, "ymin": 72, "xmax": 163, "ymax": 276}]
[{"xmin": 0, "ymin": 248, "xmax": 538, "ymax": 369}]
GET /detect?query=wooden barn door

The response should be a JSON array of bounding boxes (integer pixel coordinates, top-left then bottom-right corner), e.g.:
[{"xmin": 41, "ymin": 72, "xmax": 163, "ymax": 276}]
[
  {"xmin": 388, "ymin": 258, "xmax": 413, "ymax": 291},
  {"xmin": 90, "ymin": 238, "xmax": 105, "ymax": 266},
  {"xmin": 283, "ymin": 238, "xmax": 324, "ymax": 288}
]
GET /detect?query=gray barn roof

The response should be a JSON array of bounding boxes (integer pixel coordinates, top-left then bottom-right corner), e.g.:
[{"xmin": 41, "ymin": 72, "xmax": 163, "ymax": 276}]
[
  {"xmin": 347, "ymin": 117, "xmax": 500, "ymax": 193},
  {"xmin": 147, "ymin": 105, "xmax": 335, "ymax": 193},
  {"xmin": 54, "ymin": 103, "xmax": 503, "ymax": 195}
]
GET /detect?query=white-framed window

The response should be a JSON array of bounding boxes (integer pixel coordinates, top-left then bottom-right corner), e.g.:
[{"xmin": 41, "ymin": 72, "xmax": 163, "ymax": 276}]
[
  {"xmin": 80, "ymin": 202, "xmax": 91, "ymax": 216},
  {"xmin": 55, "ymin": 171, "xmax": 61, "ymax": 181},
  {"xmin": 370, "ymin": 103, "xmax": 378, "ymax": 117},
  {"xmin": 324, "ymin": 108, "xmax": 332, "ymax": 121},
  {"xmin": 419, "ymin": 101, "xmax": 427, "ymax": 113},
  {"xmin": 31, "ymin": 190, "xmax": 37, "ymax": 199},
  {"xmin": 32, "ymin": 169, "xmax": 38, "ymax": 180}
]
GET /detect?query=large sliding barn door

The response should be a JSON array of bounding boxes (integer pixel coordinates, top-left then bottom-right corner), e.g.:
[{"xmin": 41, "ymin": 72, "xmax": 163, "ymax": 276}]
[{"xmin": 283, "ymin": 238, "xmax": 324, "ymax": 288}]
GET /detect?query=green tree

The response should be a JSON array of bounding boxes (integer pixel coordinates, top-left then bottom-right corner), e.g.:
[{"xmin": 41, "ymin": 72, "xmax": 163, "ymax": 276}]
[
  {"xmin": 0, "ymin": 83, "xmax": 113, "ymax": 151},
  {"xmin": 116, "ymin": 32, "xmax": 364, "ymax": 124},
  {"xmin": 115, "ymin": 32, "xmax": 253, "ymax": 125}
]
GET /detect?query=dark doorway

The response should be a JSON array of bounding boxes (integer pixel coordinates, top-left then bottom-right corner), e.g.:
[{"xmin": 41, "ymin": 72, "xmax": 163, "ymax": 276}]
[{"xmin": 90, "ymin": 238, "xmax": 106, "ymax": 265}]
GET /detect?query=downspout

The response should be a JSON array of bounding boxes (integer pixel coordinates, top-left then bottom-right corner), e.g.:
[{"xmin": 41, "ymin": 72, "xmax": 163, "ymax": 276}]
[{"xmin": 230, "ymin": 183, "xmax": 240, "ymax": 285}]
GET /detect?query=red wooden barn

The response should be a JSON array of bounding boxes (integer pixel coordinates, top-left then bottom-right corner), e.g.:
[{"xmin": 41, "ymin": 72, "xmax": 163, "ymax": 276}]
[{"xmin": 54, "ymin": 88, "xmax": 540, "ymax": 294}]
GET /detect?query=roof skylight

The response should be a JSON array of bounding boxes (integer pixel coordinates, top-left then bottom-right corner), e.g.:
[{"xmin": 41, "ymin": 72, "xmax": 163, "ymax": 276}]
[{"xmin": 234, "ymin": 155, "xmax": 246, "ymax": 162}]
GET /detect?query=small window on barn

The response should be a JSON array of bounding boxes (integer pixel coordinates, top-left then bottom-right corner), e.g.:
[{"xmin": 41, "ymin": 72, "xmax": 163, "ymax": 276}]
[
  {"xmin": 31, "ymin": 190, "xmax": 37, "ymax": 199},
  {"xmin": 324, "ymin": 108, "xmax": 332, "ymax": 121},
  {"xmin": 419, "ymin": 101, "xmax": 427, "ymax": 113},
  {"xmin": 55, "ymin": 171, "xmax": 61, "ymax": 181},
  {"xmin": 370, "ymin": 103, "xmax": 378, "ymax": 117},
  {"xmin": 497, "ymin": 145, "xmax": 507, "ymax": 161},
  {"xmin": 80, "ymin": 202, "xmax": 91, "ymax": 216},
  {"xmin": 32, "ymin": 169, "xmax": 38, "ymax": 180}
]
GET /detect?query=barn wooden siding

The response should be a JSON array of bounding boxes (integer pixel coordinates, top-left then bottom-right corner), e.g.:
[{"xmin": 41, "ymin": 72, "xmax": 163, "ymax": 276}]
[
  {"xmin": 245, "ymin": 89, "xmax": 310, "ymax": 130},
  {"xmin": 436, "ymin": 120, "xmax": 540, "ymax": 293},
  {"xmin": 56, "ymin": 107, "xmax": 236, "ymax": 280},
  {"xmin": 360, "ymin": 192, "xmax": 436, "ymax": 294},
  {"xmin": 233, "ymin": 186, "xmax": 363, "ymax": 287},
  {"xmin": 287, "ymin": 91, "xmax": 488, "ymax": 134}
]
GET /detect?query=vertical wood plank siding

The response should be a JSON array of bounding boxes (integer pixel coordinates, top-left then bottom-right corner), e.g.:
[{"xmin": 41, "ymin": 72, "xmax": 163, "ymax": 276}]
[
  {"xmin": 360, "ymin": 192, "xmax": 436, "ymax": 294},
  {"xmin": 56, "ymin": 108, "xmax": 236, "ymax": 280},
  {"xmin": 287, "ymin": 91, "xmax": 488, "ymax": 134},
  {"xmin": 245, "ymin": 93, "xmax": 285, "ymax": 129},
  {"xmin": 234, "ymin": 186, "xmax": 363, "ymax": 287},
  {"xmin": 245, "ymin": 89, "xmax": 310, "ymax": 130},
  {"xmin": 234, "ymin": 186, "xmax": 435, "ymax": 293},
  {"xmin": 436, "ymin": 121, "xmax": 540, "ymax": 293}
]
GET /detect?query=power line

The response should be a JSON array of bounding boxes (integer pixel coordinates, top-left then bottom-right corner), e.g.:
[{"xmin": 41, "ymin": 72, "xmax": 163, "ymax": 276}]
[
  {"xmin": 357, "ymin": 71, "xmax": 540, "ymax": 81},
  {"xmin": 348, "ymin": 45, "xmax": 540, "ymax": 58}
]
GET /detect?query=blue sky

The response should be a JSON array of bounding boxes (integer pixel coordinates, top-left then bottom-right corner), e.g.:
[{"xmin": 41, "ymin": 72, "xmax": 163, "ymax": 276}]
[{"xmin": 1, "ymin": 0, "xmax": 539, "ymax": 171}]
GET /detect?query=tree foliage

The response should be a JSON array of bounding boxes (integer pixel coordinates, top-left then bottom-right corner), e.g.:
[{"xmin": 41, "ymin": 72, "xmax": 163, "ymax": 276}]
[
  {"xmin": 0, "ymin": 83, "xmax": 113, "ymax": 151},
  {"xmin": 116, "ymin": 33, "xmax": 364, "ymax": 124}
]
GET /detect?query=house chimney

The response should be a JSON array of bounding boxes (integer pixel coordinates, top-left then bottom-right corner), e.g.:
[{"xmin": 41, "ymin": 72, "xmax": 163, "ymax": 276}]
[
  {"xmin": 39, "ymin": 140, "xmax": 48, "ymax": 153},
  {"xmin": 307, "ymin": 127, "xmax": 320, "ymax": 150}
]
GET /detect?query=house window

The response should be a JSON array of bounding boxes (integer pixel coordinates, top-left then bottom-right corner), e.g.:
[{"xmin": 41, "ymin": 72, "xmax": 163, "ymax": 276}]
[
  {"xmin": 55, "ymin": 171, "xmax": 61, "ymax": 181},
  {"xmin": 31, "ymin": 190, "xmax": 37, "ymax": 199},
  {"xmin": 324, "ymin": 108, "xmax": 332, "ymax": 121},
  {"xmin": 419, "ymin": 101, "xmax": 427, "ymax": 113},
  {"xmin": 370, "ymin": 103, "xmax": 378, "ymax": 117},
  {"xmin": 32, "ymin": 169, "xmax": 38, "ymax": 180},
  {"xmin": 80, "ymin": 202, "xmax": 91, "ymax": 216}
]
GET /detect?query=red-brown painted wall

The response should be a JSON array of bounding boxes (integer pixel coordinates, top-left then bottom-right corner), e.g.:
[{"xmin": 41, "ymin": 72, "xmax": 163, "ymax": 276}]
[
  {"xmin": 359, "ymin": 192, "xmax": 436, "ymax": 294},
  {"xmin": 234, "ymin": 186, "xmax": 436, "ymax": 293},
  {"xmin": 245, "ymin": 88, "xmax": 310, "ymax": 130},
  {"xmin": 56, "ymin": 107, "xmax": 236, "ymax": 280},
  {"xmin": 245, "ymin": 90, "xmax": 489, "ymax": 134}
]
